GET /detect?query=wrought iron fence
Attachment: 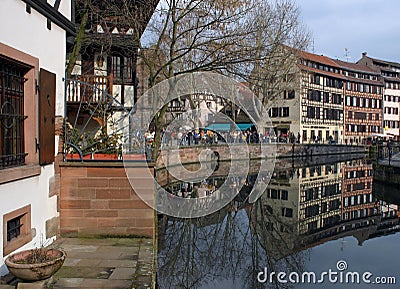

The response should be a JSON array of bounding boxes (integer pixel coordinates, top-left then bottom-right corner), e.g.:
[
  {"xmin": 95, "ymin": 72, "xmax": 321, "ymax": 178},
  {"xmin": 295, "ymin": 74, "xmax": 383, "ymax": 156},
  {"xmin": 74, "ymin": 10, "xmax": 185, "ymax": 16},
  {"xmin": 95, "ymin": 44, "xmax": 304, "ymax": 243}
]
[{"xmin": 63, "ymin": 77, "xmax": 145, "ymax": 161}]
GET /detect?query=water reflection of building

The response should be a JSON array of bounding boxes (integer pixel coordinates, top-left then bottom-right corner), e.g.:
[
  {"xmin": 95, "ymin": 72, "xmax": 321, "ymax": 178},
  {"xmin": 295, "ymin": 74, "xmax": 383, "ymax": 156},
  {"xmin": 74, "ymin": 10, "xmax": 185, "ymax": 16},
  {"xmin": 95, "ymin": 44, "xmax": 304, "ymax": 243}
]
[
  {"xmin": 250, "ymin": 160, "xmax": 393, "ymax": 259},
  {"xmin": 299, "ymin": 162, "xmax": 342, "ymax": 234},
  {"xmin": 342, "ymin": 159, "xmax": 378, "ymax": 222},
  {"xmin": 249, "ymin": 162, "xmax": 345, "ymax": 258}
]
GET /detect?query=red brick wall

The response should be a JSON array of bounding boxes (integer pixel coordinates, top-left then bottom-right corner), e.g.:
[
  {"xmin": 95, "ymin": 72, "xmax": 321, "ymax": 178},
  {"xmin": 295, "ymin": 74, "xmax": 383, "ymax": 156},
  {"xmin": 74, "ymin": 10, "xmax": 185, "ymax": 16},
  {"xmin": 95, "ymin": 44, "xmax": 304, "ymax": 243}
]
[{"xmin": 59, "ymin": 163, "xmax": 154, "ymax": 238}]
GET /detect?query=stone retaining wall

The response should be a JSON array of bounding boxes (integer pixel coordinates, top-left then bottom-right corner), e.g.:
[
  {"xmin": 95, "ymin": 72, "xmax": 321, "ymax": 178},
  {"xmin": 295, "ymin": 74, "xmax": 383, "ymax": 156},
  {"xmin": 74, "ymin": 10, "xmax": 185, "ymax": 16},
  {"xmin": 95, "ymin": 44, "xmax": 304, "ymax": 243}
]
[
  {"xmin": 59, "ymin": 162, "xmax": 154, "ymax": 238},
  {"xmin": 156, "ymin": 144, "xmax": 367, "ymax": 168}
]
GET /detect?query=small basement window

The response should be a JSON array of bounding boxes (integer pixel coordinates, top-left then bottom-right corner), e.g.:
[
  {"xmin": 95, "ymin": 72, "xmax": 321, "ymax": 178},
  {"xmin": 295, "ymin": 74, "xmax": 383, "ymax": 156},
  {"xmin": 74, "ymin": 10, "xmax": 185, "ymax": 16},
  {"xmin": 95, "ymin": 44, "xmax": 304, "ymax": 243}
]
[
  {"xmin": 7, "ymin": 216, "xmax": 22, "ymax": 242},
  {"xmin": 3, "ymin": 205, "xmax": 32, "ymax": 256}
]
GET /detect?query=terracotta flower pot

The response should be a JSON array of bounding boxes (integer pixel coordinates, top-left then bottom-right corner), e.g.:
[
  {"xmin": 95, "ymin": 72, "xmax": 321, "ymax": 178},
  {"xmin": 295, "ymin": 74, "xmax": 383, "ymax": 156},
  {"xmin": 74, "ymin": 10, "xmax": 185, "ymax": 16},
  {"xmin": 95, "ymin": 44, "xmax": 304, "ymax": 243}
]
[{"xmin": 5, "ymin": 248, "xmax": 66, "ymax": 281}]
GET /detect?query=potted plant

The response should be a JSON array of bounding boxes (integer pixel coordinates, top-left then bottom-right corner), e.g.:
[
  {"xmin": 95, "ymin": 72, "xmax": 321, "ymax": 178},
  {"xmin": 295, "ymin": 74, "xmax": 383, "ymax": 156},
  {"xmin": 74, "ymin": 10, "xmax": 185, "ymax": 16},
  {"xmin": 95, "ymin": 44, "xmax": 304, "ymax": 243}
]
[
  {"xmin": 65, "ymin": 123, "xmax": 122, "ymax": 161},
  {"xmin": 5, "ymin": 247, "xmax": 66, "ymax": 281},
  {"xmin": 91, "ymin": 126, "xmax": 122, "ymax": 160}
]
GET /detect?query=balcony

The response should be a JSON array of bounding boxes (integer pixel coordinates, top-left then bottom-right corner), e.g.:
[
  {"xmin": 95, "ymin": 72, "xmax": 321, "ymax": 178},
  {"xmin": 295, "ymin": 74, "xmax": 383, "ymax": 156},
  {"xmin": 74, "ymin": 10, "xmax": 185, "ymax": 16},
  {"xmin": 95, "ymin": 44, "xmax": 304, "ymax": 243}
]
[{"xmin": 65, "ymin": 75, "xmax": 113, "ymax": 105}]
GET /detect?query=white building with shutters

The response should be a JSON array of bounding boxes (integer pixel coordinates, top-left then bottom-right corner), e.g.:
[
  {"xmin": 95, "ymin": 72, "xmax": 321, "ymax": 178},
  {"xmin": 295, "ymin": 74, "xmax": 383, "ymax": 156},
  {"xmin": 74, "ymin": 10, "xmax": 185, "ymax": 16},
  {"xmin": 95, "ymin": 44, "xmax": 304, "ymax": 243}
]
[{"xmin": 0, "ymin": 0, "xmax": 74, "ymax": 276}]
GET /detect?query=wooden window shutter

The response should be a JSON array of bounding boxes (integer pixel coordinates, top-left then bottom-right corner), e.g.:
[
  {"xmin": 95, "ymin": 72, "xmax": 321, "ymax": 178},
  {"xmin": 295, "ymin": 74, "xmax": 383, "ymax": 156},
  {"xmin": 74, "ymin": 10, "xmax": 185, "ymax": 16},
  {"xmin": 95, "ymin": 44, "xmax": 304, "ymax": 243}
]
[{"xmin": 39, "ymin": 69, "xmax": 56, "ymax": 165}]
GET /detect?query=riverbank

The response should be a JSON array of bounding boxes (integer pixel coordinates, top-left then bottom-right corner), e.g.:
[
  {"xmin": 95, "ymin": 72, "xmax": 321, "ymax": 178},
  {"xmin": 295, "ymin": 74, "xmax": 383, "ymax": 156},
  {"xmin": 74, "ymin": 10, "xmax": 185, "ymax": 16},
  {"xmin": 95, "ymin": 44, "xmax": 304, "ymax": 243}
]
[{"xmin": 155, "ymin": 143, "xmax": 367, "ymax": 169}]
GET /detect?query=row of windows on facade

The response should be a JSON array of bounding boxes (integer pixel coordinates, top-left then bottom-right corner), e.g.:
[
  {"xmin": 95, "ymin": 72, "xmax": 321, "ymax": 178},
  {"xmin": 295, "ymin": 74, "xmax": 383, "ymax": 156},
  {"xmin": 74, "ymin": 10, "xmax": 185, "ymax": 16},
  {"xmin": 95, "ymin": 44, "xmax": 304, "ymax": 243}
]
[
  {"xmin": 309, "ymin": 74, "xmax": 382, "ymax": 93},
  {"xmin": 262, "ymin": 205, "xmax": 293, "ymax": 218},
  {"xmin": 307, "ymin": 89, "xmax": 343, "ymax": 104},
  {"xmin": 306, "ymin": 106, "xmax": 342, "ymax": 121},
  {"xmin": 306, "ymin": 215, "xmax": 342, "ymax": 232},
  {"xmin": 310, "ymin": 75, "xmax": 344, "ymax": 89},
  {"xmin": 302, "ymin": 130, "xmax": 338, "ymax": 143},
  {"xmin": 345, "ymin": 96, "xmax": 382, "ymax": 108},
  {"xmin": 343, "ymin": 193, "xmax": 373, "ymax": 207},
  {"xmin": 346, "ymin": 181, "xmax": 372, "ymax": 192},
  {"xmin": 385, "ymin": 82, "xmax": 400, "ymax": 90},
  {"xmin": 304, "ymin": 194, "xmax": 374, "ymax": 220},
  {"xmin": 347, "ymin": 111, "xmax": 379, "ymax": 121},
  {"xmin": 346, "ymin": 124, "xmax": 380, "ymax": 133},
  {"xmin": 265, "ymin": 188, "xmax": 289, "ymax": 200},
  {"xmin": 303, "ymin": 60, "xmax": 340, "ymax": 74},
  {"xmin": 345, "ymin": 169, "xmax": 373, "ymax": 179},
  {"xmin": 384, "ymin": 107, "xmax": 399, "ymax": 115},
  {"xmin": 346, "ymin": 82, "xmax": 382, "ymax": 94},
  {"xmin": 304, "ymin": 199, "xmax": 341, "ymax": 218},
  {"xmin": 305, "ymin": 209, "xmax": 376, "ymax": 233},
  {"xmin": 384, "ymin": 94, "xmax": 400, "ymax": 102},
  {"xmin": 384, "ymin": 120, "xmax": 400, "ymax": 129},
  {"xmin": 302, "ymin": 208, "xmax": 375, "ymax": 232},
  {"xmin": 303, "ymin": 184, "xmax": 341, "ymax": 202},
  {"xmin": 303, "ymin": 60, "xmax": 381, "ymax": 82},
  {"xmin": 298, "ymin": 164, "xmax": 339, "ymax": 178},
  {"xmin": 343, "ymin": 208, "xmax": 376, "ymax": 221}
]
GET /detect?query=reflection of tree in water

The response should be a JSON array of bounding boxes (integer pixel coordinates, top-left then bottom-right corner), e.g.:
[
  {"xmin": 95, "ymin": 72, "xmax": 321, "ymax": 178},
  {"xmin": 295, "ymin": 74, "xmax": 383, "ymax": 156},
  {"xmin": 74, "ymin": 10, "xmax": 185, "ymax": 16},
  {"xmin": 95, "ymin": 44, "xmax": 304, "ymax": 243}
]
[{"xmin": 157, "ymin": 198, "xmax": 307, "ymax": 289}]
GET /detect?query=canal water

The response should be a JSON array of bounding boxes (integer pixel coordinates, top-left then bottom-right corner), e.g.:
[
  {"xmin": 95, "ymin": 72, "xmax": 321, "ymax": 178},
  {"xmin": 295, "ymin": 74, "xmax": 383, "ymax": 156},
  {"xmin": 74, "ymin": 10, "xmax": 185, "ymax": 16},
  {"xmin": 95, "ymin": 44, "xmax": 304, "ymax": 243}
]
[{"xmin": 156, "ymin": 157, "xmax": 400, "ymax": 289}]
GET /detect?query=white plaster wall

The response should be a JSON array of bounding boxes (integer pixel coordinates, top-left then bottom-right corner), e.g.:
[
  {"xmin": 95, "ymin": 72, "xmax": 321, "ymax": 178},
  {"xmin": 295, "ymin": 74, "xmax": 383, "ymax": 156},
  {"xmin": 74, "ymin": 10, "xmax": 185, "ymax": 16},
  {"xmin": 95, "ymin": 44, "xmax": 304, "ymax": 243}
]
[
  {"xmin": 0, "ymin": 0, "xmax": 68, "ymax": 115},
  {"xmin": 0, "ymin": 166, "xmax": 57, "ymax": 276},
  {"xmin": 0, "ymin": 0, "xmax": 71, "ymax": 275},
  {"xmin": 384, "ymin": 88, "xmax": 400, "ymax": 136}
]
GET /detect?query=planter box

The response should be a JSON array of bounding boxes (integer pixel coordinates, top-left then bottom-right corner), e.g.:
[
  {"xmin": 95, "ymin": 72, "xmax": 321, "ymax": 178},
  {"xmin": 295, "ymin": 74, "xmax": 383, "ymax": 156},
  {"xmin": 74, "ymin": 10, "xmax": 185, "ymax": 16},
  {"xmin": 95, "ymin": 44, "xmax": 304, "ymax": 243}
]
[
  {"xmin": 123, "ymin": 154, "xmax": 147, "ymax": 161},
  {"xmin": 66, "ymin": 153, "xmax": 92, "ymax": 160},
  {"xmin": 92, "ymin": 153, "xmax": 119, "ymax": 160}
]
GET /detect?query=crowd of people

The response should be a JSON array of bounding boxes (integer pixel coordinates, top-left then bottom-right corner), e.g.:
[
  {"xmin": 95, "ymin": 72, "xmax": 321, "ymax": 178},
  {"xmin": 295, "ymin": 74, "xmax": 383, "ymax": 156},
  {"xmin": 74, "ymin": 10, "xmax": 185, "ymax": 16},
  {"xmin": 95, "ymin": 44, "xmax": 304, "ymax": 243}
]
[{"xmin": 143, "ymin": 127, "xmax": 281, "ymax": 147}]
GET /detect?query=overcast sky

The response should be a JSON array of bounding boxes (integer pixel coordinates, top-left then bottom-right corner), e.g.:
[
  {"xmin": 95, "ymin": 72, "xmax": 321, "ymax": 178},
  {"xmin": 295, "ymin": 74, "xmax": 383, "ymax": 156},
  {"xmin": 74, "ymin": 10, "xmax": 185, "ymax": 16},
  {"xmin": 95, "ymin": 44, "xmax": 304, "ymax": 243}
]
[{"xmin": 299, "ymin": 0, "xmax": 400, "ymax": 63}]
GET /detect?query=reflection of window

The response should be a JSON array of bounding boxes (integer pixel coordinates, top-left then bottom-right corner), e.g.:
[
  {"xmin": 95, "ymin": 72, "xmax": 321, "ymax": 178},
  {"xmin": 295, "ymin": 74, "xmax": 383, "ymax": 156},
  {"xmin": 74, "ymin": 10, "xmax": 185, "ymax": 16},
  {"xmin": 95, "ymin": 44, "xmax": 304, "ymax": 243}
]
[
  {"xmin": 308, "ymin": 221, "xmax": 318, "ymax": 232},
  {"xmin": 282, "ymin": 207, "xmax": 293, "ymax": 218},
  {"xmin": 0, "ymin": 59, "xmax": 27, "ymax": 169},
  {"xmin": 265, "ymin": 222, "xmax": 274, "ymax": 231}
]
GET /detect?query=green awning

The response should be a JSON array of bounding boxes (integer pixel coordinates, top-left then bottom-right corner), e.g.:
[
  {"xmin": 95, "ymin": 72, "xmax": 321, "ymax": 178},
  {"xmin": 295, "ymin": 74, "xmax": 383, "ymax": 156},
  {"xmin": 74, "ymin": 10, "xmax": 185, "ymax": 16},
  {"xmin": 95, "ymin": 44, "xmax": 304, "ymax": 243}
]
[
  {"xmin": 205, "ymin": 123, "xmax": 230, "ymax": 131},
  {"xmin": 205, "ymin": 123, "xmax": 253, "ymax": 131},
  {"xmin": 235, "ymin": 123, "xmax": 253, "ymax": 130}
]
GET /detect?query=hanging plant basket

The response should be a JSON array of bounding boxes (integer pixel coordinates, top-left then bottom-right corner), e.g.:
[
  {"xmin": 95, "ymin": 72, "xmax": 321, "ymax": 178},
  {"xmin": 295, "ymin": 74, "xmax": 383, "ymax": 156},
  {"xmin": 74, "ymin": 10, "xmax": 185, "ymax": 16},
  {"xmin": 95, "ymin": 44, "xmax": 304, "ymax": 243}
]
[{"xmin": 5, "ymin": 248, "xmax": 66, "ymax": 281}]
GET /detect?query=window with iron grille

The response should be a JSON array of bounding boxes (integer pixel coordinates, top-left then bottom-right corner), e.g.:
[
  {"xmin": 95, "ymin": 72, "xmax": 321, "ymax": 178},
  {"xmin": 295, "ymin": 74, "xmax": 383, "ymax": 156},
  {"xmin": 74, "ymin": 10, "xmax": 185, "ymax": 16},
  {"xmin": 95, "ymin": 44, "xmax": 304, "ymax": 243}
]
[
  {"xmin": 7, "ymin": 216, "xmax": 22, "ymax": 242},
  {"xmin": 0, "ymin": 59, "xmax": 28, "ymax": 169}
]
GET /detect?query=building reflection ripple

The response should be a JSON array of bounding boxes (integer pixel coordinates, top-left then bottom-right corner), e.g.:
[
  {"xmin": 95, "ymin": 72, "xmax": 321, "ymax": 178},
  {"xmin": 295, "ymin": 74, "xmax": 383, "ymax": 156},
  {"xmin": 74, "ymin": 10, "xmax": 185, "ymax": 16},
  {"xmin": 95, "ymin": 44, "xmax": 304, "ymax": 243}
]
[{"xmin": 156, "ymin": 158, "xmax": 400, "ymax": 289}]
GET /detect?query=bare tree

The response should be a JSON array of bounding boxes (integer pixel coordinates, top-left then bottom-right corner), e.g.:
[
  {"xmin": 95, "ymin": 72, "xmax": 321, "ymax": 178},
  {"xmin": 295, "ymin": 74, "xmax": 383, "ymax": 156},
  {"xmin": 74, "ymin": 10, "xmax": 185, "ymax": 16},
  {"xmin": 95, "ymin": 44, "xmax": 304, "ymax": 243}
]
[
  {"xmin": 134, "ymin": 0, "xmax": 310, "ymax": 160},
  {"xmin": 66, "ymin": 0, "xmax": 310, "ymax": 160}
]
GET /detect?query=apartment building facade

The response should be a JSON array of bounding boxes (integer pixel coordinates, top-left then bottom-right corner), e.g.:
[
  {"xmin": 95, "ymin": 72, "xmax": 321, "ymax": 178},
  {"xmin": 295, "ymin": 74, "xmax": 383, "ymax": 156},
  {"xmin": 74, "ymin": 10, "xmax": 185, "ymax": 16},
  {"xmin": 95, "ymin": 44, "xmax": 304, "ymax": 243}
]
[
  {"xmin": 299, "ymin": 51, "xmax": 345, "ymax": 143},
  {"xmin": 334, "ymin": 59, "xmax": 383, "ymax": 144},
  {"xmin": 266, "ymin": 48, "xmax": 389, "ymax": 144},
  {"xmin": 266, "ymin": 50, "xmax": 345, "ymax": 144},
  {"xmin": 358, "ymin": 52, "xmax": 400, "ymax": 138}
]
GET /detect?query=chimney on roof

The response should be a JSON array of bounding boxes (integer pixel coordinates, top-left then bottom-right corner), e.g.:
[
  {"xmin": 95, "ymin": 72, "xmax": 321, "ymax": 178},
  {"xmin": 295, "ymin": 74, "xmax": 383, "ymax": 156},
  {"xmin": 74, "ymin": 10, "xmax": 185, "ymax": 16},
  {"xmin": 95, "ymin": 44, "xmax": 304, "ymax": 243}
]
[{"xmin": 362, "ymin": 52, "xmax": 367, "ymax": 57}]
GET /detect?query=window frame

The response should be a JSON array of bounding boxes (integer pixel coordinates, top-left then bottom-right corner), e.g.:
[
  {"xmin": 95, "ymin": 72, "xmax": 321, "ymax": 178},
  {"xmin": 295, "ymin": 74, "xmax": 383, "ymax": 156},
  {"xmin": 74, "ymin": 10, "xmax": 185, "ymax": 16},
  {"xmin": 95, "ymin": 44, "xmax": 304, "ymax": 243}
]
[
  {"xmin": 3, "ymin": 204, "xmax": 32, "ymax": 256},
  {"xmin": 0, "ymin": 43, "xmax": 41, "ymax": 183}
]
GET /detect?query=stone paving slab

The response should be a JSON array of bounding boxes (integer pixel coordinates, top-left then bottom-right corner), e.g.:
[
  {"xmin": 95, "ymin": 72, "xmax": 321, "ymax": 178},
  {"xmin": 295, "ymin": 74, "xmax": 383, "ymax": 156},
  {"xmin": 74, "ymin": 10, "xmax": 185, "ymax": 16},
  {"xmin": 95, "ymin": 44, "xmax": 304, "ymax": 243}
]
[
  {"xmin": 1, "ymin": 237, "xmax": 155, "ymax": 289},
  {"xmin": 49, "ymin": 237, "xmax": 155, "ymax": 289}
]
